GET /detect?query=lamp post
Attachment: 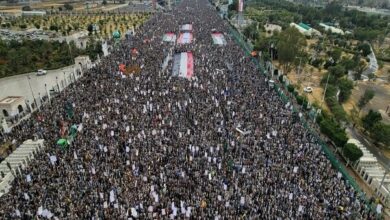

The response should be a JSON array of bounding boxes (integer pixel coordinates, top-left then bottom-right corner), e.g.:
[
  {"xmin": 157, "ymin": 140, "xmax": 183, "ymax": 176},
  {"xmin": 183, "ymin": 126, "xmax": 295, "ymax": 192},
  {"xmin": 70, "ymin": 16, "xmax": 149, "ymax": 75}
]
[
  {"xmin": 38, "ymin": 92, "xmax": 41, "ymax": 108},
  {"xmin": 45, "ymin": 83, "xmax": 50, "ymax": 102},
  {"xmin": 313, "ymin": 71, "xmax": 331, "ymax": 122},
  {"xmin": 295, "ymin": 56, "xmax": 303, "ymax": 84},
  {"xmin": 56, "ymin": 76, "xmax": 60, "ymax": 92},
  {"xmin": 63, "ymin": 71, "xmax": 67, "ymax": 88},
  {"xmin": 27, "ymin": 76, "xmax": 38, "ymax": 110}
]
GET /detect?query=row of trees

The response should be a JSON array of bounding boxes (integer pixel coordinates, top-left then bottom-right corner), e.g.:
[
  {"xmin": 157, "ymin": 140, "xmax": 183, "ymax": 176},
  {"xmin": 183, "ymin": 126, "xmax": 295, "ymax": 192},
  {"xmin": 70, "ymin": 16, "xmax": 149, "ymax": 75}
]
[
  {"xmin": 0, "ymin": 13, "xmax": 148, "ymax": 39},
  {"xmin": 0, "ymin": 39, "xmax": 102, "ymax": 78},
  {"xmin": 22, "ymin": 3, "xmax": 73, "ymax": 12},
  {"xmin": 359, "ymin": 92, "xmax": 390, "ymax": 146},
  {"xmin": 243, "ymin": 0, "xmax": 390, "ymax": 42}
]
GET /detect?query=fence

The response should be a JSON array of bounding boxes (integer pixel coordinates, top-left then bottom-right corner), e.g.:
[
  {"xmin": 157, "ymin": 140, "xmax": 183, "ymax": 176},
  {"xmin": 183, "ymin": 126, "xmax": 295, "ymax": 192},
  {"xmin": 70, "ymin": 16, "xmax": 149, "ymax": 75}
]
[{"xmin": 228, "ymin": 25, "xmax": 377, "ymax": 215}]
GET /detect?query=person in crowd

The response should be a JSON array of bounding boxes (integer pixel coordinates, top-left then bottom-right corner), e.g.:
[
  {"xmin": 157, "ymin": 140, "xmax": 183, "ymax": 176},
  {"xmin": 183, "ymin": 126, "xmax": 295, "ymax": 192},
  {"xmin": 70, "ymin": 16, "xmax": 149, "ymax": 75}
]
[{"xmin": 0, "ymin": 0, "xmax": 375, "ymax": 219}]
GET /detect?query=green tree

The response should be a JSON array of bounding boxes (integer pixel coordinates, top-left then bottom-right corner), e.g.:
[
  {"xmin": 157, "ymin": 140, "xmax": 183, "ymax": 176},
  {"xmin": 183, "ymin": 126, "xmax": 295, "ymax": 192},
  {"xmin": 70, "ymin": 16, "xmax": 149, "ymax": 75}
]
[
  {"xmin": 339, "ymin": 58, "xmax": 356, "ymax": 71},
  {"xmin": 354, "ymin": 60, "xmax": 366, "ymax": 80},
  {"xmin": 328, "ymin": 65, "xmax": 346, "ymax": 78},
  {"xmin": 320, "ymin": 118, "xmax": 348, "ymax": 147},
  {"xmin": 277, "ymin": 27, "xmax": 307, "ymax": 73},
  {"xmin": 87, "ymin": 24, "xmax": 94, "ymax": 34},
  {"xmin": 358, "ymin": 89, "xmax": 375, "ymax": 110},
  {"xmin": 367, "ymin": 73, "xmax": 375, "ymax": 81},
  {"xmin": 64, "ymin": 3, "xmax": 73, "ymax": 11},
  {"xmin": 371, "ymin": 123, "xmax": 390, "ymax": 146},
  {"xmin": 329, "ymin": 48, "xmax": 342, "ymax": 63},
  {"xmin": 362, "ymin": 110, "xmax": 382, "ymax": 131},
  {"xmin": 243, "ymin": 23, "xmax": 258, "ymax": 41},
  {"xmin": 103, "ymin": 0, "xmax": 108, "ymax": 5},
  {"xmin": 228, "ymin": 0, "xmax": 239, "ymax": 11},
  {"xmin": 338, "ymin": 78, "xmax": 354, "ymax": 103},
  {"xmin": 22, "ymin": 5, "xmax": 32, "ymax": 11},
  {"xmin": 50, "ymin": 25, "xmax": 59, "ymax": 32},
  {"xmin": 343, "ymin": 143, "xmax": 363, "ymax": 165},
  {"xmin": 357, "ymin": 43, "xmax": 371, "ymax": 57},
  {"xmin": 324, "ymin": 1, "xmax": 342, "ymax": 17}
]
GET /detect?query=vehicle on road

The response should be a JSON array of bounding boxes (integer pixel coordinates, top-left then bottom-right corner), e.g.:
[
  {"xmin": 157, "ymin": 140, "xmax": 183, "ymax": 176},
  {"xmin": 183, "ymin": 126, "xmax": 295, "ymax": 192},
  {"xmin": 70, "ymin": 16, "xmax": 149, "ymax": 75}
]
[{"xmin": 36, "ymin": 69, "xmax": 47, "ymax": 76}]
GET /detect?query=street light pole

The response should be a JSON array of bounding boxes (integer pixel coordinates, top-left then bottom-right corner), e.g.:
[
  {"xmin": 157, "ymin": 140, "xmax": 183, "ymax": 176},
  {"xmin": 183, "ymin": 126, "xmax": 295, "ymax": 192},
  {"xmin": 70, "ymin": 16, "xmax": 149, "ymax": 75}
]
[
  {"xmin": 45, "ymin": 83, "xmax": 50, "ymax": 102},
  {"xmin": 313, "ymin": 71, "xmax": 331, "ymax": 122},
  {"xmin": 38, "ymin": 92, "xmax": 41, "ymax": 108},
  {"xmin": 296, "ymin": 56, "xmax": 303, "ymax": 84},
  {"xmin": 377, "ymin": 169, "xmax": 389, "ymax": 201},
  {"xmin": 56, "ymin": 76, "xmax": 60, "ymax": 92},
  {"xmin": 63, "ymin": 71, "xmax": 67, "ymax": 87},
  {"xmin": 27, "ymin": 76, "xmax": 38, "ymax": 110}
]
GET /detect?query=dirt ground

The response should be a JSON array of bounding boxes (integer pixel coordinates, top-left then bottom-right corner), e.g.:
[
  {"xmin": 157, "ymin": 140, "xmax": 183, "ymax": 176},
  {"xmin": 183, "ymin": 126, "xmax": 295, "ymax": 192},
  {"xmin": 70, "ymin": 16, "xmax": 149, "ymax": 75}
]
[
  {"xmin": 343, "ymin": 80, "xmax": 390, "ymax": 124},
  {"xmin": 273, "ymin": 60, "xmax": 331, "ymax": 112},
  {"xmin": 274, "ymin": 57, "xmax": 390, "ymax": 123}
]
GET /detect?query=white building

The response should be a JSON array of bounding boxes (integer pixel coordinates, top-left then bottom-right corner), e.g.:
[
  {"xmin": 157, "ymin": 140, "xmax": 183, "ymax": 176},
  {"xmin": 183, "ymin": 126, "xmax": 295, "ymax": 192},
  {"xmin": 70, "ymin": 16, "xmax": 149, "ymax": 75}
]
[
  {"xmin": 319, "ymin": 23, "xmax": 344, "ymax": 35},
  {"xmin": 0, "ymin": 96, "xmax": 26, "ymax": 118},
  {"xmin": 351, "ymin": 139, "xmax": 390, "ymax": 205},
  {"xmin": 289, "ymin": 22, "xmax": 321, "ymax": 37},
  {"xmin": 21, "ymin": 11, "xmax": 46, "ymax": 16},
  {"xmin": 264, "ymin": 23, "xmax": 282, "ymax": 36},
  {"xmin": 65, "ymin": 31, "xmax": 89, "ymax": 49},
  {"xmin": 0, "ymin": 139, "xmax": 45, "ymax": 197}
]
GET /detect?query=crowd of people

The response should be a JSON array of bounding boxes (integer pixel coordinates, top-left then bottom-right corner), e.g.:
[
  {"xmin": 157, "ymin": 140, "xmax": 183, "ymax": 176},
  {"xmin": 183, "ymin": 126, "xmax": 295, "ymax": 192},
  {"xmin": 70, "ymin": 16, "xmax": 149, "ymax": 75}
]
[{"xmin": 0, "ymin": 0, "xmax": 377, "ymax": 219}]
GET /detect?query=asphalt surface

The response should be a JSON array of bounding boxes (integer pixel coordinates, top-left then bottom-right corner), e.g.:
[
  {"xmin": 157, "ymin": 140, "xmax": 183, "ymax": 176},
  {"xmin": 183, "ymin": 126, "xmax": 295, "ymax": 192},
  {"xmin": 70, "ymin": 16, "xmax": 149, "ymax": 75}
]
[{"xmin": 0, "ymin": 65, "xmax": 78, "ymax": 107}]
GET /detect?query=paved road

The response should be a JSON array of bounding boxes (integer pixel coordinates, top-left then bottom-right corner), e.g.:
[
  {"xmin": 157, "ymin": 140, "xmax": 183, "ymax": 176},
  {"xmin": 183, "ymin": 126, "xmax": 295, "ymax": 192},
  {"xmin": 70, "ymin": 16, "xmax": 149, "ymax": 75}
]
[
  {"xmin": 346, "ymin": 126, "xmax": 390, "ymax": 170},
  {"xmin": 0, "ymin": 65, "xmax": 78, "ymax": 107}
]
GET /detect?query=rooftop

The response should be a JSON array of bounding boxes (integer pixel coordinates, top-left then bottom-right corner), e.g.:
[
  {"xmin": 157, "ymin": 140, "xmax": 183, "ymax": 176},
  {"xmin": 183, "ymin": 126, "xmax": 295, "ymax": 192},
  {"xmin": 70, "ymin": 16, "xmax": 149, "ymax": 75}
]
[
  {"xmin": 0, "ymin": 96, "xmax": 23, "ymax": 106},
  {"xmin": 298, "ymin": 23, "xmax": 311, "ymax": 31}
]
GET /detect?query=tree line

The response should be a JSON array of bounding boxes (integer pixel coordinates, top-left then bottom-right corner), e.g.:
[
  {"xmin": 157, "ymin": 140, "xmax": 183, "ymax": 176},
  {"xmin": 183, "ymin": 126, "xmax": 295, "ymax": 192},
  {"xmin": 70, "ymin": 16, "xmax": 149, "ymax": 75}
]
[{"xmin": 0, "ymin": 39, "xmax": 103, "ymax": 78}]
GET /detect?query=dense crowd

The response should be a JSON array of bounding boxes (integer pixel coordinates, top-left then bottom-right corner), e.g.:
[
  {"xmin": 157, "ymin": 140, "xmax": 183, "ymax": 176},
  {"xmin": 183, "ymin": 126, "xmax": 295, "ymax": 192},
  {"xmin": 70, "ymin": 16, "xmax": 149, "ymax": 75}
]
[{"xmin": 0, "ymin": 0, "xmax": 376, "ymax": 219}]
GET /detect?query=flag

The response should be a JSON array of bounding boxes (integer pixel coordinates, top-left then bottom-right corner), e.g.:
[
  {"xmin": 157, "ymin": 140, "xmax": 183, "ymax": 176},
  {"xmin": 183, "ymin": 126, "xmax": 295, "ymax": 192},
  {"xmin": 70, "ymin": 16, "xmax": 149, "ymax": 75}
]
[
  {"xmin": 49, "ymin": 155, "xmax": 57, "ymax": 165},
  {"xmin": 211, "ymin": 33, "xmax": 227, "ymax": 45},
  {"xmin": 180, "ymin": 24, "xmax": 192, "ymax": 31},
  {"xmin": 119, "ymin": 64, "xmax": 126, "ymax": 73},
  {"xmin": 172, "ymin": 52, "xmax": 194, "ymax": 79},
  {"xmin": 177, "ymin": 33, "xmax": 193, "ymax": 44},
  {"xmin": 163, "ymin": 33, "xmax": 176, "ymax": 42}
]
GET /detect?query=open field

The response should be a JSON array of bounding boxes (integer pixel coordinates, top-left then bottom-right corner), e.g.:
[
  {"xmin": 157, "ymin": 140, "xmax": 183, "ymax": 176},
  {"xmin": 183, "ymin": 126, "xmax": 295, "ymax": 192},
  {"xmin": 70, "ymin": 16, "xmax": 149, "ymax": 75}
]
[
  {"xmin": 343, "ymin": 80, "xmax": 390, "ymax": 124},
  {"xmin": 282, "ymin": 37, "xmax": 390, "ymax": 122}
]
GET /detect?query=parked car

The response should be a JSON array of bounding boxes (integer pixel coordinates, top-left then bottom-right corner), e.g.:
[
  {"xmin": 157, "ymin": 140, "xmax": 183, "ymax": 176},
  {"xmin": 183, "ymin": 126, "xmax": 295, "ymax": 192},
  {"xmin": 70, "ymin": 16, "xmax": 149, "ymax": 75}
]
[
  {"xmin": 304, "ymin": 87, "xmax": 313, "ymax": 93},
  {"xmin": 36, "ymin": 69, "xmax": 47, "ymax": 76}
]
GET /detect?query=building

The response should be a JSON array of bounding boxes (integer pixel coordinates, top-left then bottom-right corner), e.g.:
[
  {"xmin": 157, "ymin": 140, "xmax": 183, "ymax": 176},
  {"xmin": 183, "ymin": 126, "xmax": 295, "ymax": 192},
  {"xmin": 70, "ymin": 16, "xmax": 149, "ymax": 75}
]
[
  {"xmin": 0, "ymin": 139, "xmax": 45, "ymax": 197},
  {"xmin": 21, "ymin": 11, "xmax": 46, "ymax": 16},
  {"xmin": 65, "ymin": 31, "xmax": 89, "ymax": 49},
  {"xmin": 290, "ymin": 22, "xmax": 321, "ymax": 37},
  {"xmin": 319, "ymin": 23, "xmax": 344, "ymax": 35},
  {"xmin": 75, "ymin": 56, "xmax": 92, "ymax": 70},
  {"xmin": 351, "ymin": 139, "xmax": 390, "ymax": 206},
  {"xmin": 0, "ymin": 96, "xmax": 26, "ymax": 119},
  {"xmin": 264, "ymin": 23, "xmax": 282, "ymax": 36}
]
